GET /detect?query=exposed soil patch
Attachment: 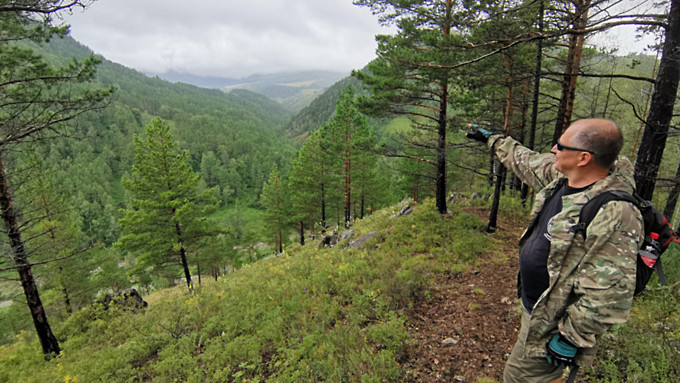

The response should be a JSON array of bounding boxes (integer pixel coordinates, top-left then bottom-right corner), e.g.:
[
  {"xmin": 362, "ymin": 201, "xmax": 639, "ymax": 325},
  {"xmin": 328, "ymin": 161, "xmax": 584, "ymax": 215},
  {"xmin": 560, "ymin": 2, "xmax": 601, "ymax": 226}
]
[{"xmin": 402, "ymin": 209, "xmax": 526, "ymax": 382}]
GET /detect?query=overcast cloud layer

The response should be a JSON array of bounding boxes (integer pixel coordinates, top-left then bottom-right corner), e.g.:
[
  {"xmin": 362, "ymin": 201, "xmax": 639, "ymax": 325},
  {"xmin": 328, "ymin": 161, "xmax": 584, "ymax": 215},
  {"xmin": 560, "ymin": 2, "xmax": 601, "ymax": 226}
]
[
  {"xmin": 62, "ymin": 0, "xmax": 391, "ymax": 78},
  {"xmin": 61, "ymin": 0, "xmax": 655, "ymax": 79}
]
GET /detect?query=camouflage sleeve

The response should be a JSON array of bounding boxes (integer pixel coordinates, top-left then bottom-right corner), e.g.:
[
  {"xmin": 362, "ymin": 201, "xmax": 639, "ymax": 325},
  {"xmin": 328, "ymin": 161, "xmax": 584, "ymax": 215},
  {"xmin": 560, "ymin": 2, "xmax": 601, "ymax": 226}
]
[
  {"xmin": 487, "ymin": 135, "xmax": 560, "ymax": 190},
  {"xmin": 559, "ymin": 200, "xmax": 643, "ymax": 349}
]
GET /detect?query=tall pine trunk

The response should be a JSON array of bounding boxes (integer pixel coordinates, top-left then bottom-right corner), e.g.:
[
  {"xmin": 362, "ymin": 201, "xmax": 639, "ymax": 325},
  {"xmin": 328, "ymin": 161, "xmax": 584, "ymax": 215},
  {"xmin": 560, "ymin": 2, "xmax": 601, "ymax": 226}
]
[
  {"xmin": 0, "ymin": 155, "xmax": 60, "ymax": 357},
  {"xmin": 360, "ymin": 183, "xmax": 365, "ymax": 219},
  {"xmin": 436, "ymin": 77, "xmax": 449, "ymax": 214},
  {"xmin": 299, "ymin": 220, "xmax": 305, "ymax": 245},
  {"xmin": 196, "ymin": 259, "xmax": 202, "ymax": 286},
  {"xmin": 634, "ymin": 0, "xmax": 680, "ymax": 200},
  {"xmin": 414, "ymin": 159, "xmax": 421, "ymax": 202},
  {"xmin": 174, "ymin": 221, "xmax": 192, "ymax": 290},
  {"xmin": 344, "ymin": 149, "xmax": 352, "ymax": 228},
  {"xmin": 518, "ymin": 79, "xmax": 531, "ymax": 200},
  {"xmin": 59, "ymin": 267, "xmax": 73, "ymax": 315},
  {"xmin": 488, "ymin": 52, "xmax": 516, "ymax": 232},
  {"xmin": 435, "ymin": 3, "xmax": 452, "ymax": 215},
  {"xmin": 320, "ymin": 172, "xmax": 326, "ymax": 228},
  {"xmin": 523, "ymin": 0, "xmax": 545, "ymax": 206},
  {"xmin": 42, "ymin": 191, "xmax": 74, "ymax": 315},
  {"xmin": 553, "ymin": 0, "xmax": 590, "ymax": 143},
  {"xmin": 664, "ymin": 159, "xmax": 680, "ymax": 222},
  {"xmin": 487, "ymin": 164, "xmax": 506, "ymax": 233}
]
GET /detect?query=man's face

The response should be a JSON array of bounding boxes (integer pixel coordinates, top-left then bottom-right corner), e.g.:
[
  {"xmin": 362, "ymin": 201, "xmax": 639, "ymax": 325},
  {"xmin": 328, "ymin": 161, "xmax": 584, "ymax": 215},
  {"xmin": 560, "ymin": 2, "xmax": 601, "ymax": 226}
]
[{"xmin": 551, "ymin": 123, "xmax": 589, "ymax": 174}]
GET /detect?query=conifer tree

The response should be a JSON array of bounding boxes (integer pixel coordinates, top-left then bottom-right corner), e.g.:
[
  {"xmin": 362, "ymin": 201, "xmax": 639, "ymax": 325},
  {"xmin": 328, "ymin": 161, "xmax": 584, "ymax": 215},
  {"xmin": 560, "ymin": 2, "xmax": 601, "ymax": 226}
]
[
  {"xmin": 353, "ymin": 0, "xmax": 469, "ymax": 214},
  {"xmin": 351, "ymin": 128, "xmax": 378, "ymax": 220},
  {"xmin": 19, "ymin": 150, "xmax": 93, "ymax": 316},
  {"xmin": 321, "ymin": 86, "xmax": 375, "ymax": 227},
  {"xmin": 118, "ymin": 118, "xmax": 219, "ymax": 290},
  {"xmin": 0, "ymin": 0, "xmax": 111, "ymax": 357},
  {"xmin": 261, "ymin": 164, "xmax": 287, "ymax": 254},
  {"xmin": 288, "ymin": 132, "xmax": 324, "ymax": 244}
]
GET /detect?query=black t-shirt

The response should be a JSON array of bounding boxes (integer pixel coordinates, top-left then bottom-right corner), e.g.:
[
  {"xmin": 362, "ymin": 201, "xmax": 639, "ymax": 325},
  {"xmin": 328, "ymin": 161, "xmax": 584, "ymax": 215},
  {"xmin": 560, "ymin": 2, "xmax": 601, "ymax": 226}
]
[{"xmin": 519, "ymin": 182, "xmax": 590, "ymax": 312}]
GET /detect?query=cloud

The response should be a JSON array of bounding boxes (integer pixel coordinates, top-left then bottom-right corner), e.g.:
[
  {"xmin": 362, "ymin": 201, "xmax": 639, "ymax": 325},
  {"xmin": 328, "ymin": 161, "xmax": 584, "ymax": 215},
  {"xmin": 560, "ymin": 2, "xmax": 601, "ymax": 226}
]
[{"xmin": 61, "ymin": 0, "xmax": 388, "ymax": 78}]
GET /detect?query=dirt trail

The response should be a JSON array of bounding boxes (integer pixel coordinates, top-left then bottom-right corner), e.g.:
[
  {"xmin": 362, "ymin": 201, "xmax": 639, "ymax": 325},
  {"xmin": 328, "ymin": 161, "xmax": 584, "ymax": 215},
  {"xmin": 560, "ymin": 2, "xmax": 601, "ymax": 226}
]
[{"xmin": 402, "ymin": 210, "xmax": 525, "ymax": 382}]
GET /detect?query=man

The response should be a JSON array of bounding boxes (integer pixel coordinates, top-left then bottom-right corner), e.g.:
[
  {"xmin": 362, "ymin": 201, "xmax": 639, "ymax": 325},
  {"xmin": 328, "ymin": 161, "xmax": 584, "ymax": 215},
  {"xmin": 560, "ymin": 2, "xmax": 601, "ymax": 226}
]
[{"xmin": 466, "ymin": 119, "xmax": 644, "ymax": 382}]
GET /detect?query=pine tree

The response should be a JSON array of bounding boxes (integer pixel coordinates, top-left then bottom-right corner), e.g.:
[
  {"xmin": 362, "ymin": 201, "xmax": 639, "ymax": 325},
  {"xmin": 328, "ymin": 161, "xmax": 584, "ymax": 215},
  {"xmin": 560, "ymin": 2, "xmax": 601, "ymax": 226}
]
[
  {"xmin": 0, "ymin": 0, "xmax": 111, "ymax": 357},
  {"xmin": 118, "ymin": 118, "xmax": 219, "ymax": 290},
  {"xmin": 350, "ymin": 126, "xmax": 378, "ymax": 220},
  {"xmin": 261, "ymin": 164, "xmax": 287, "ymax": 254},
  {"xmin": 19, "ymin": 150, "xmax": 94, "ymax": 317},
  {"xmin": 288, "ymin": 137, "xmax": 320, "ymax": 244},
  {"xmin": 353, "ymin": 0, "xmax": 469, "ymax": 214},
  {"xmin": 321, "ymin": 86, "xmax": 376, "ymax": 227}
]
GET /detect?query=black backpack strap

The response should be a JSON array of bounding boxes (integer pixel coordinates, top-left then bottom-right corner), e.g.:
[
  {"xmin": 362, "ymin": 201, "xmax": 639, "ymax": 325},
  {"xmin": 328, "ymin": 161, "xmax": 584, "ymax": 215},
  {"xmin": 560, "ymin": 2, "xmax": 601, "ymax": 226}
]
[
  {"xmin": 575, "ymin": 190, "xmax": 640, "ymax": 239},
  {"xmin": 655, "ymin": 258, "xmax": 669, "ymax": 286}
]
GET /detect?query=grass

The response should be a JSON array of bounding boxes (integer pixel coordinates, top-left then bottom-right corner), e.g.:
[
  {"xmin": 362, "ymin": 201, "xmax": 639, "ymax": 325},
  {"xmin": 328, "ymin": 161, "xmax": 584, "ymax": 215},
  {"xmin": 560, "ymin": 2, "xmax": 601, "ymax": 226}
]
[{"xmin": 0, "ymin": 198, "xmax": 494, "ymax": 382}]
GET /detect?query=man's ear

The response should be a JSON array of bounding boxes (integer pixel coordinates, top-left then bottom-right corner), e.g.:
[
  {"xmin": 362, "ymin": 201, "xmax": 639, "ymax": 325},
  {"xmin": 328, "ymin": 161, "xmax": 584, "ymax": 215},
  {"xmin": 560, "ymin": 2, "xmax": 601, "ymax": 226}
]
[{"xmin": 577, "ymin": 152, "xmax": 593, "ymax": 167}]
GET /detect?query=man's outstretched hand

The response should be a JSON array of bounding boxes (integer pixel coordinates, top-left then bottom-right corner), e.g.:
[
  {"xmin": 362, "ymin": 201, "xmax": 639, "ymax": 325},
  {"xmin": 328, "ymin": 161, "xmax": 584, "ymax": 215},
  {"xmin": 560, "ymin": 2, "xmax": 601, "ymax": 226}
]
[{"xmin": 465, "ymin": 124, "xmax": 492, "ymax": 144}]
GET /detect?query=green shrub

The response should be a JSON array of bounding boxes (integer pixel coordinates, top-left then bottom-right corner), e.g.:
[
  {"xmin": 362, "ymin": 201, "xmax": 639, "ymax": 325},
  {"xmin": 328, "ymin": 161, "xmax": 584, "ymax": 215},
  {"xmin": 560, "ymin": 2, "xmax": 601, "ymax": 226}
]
[
  {"xmin": 498, "ymin": 193, "xmax": 531, "ymax": 221},
  {"xmin": 588, "ymin": 289, "xmax": 680, "ymax": 383},
  {"xmin": 452, "ymin": 211, "xmax": 485, "ymax": 232}
]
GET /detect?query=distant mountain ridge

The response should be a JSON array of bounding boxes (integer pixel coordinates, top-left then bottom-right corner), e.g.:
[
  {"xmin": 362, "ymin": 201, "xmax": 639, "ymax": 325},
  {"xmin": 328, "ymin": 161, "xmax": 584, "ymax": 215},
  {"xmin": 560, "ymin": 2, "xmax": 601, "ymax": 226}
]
[{"xmin": 157, "ymin": 70, "xmax": 347, "ymax": 112}]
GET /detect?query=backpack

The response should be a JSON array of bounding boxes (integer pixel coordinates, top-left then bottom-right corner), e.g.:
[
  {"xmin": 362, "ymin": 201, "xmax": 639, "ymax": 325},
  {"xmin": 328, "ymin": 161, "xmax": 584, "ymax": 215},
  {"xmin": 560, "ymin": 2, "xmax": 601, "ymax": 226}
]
[{"xmin": 573, "ymin": 190, "xmax": 677, "ymax": 295}]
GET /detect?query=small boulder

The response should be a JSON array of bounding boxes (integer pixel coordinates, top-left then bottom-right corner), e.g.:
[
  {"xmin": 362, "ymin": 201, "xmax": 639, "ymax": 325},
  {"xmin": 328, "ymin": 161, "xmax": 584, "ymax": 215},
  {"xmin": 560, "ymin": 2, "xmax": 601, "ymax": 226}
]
[
  {"xmin": 348, "ymin": 231, "xmax": 378, "ymax": 249},
  {"xmin": 339, "ymin": 229, "xmax": 355, "ymax": 242}
]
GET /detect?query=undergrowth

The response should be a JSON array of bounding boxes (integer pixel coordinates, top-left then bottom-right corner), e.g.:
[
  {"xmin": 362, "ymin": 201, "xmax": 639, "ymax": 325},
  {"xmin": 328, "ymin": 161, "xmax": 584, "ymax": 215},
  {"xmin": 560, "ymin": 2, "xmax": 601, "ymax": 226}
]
[
  {"xmin": 0, "ymin": 198, "xmax": 493, "ymax": 382},
  {"xmin": 587, "ymin": 244, "xmax": 680, "ymax": 383}
]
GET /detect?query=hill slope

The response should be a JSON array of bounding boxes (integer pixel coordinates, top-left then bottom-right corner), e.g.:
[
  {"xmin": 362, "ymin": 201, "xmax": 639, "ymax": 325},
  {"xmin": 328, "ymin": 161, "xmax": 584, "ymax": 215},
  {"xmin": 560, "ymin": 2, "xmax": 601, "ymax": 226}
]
[
  {"xmin": 0, "ymin": 199, "xmax": 498, "ymax": 381},
  {"xmin": 158, "ymin": 70, "xmax": 347, "ymax": 112},
  {"xmin": 284, "ymin": 75, "xmax": 363, "ymax": 142},
  {"xmin": 31, "ymin": 35, "xmax": 298, "ymax": 236},
  {"xmin": 2, "ymin": 196, "xmax": 679, "ymax": 382}
]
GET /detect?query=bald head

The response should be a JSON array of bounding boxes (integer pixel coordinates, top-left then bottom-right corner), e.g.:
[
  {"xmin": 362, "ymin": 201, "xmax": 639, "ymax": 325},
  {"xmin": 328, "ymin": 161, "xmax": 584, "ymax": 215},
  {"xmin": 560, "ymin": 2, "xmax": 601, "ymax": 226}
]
[{"xmin": 569, "ymin": 119, "xmax": 623, "ymax": 169}]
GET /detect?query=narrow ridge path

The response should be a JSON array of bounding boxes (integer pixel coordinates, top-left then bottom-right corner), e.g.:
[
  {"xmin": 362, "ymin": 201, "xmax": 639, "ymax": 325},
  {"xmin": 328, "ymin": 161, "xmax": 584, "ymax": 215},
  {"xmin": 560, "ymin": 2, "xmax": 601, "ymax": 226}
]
[{"xmin": 403, "ymin": 209, "xmax": 525, "ymax": 382}]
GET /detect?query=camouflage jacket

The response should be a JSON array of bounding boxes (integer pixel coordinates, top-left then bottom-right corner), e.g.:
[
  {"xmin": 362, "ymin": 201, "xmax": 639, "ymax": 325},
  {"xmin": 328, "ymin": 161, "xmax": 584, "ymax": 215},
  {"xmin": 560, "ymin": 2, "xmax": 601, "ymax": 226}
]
[{"xmin": 488, "ymin": 135, "xmax": 644, "ymax": 366}]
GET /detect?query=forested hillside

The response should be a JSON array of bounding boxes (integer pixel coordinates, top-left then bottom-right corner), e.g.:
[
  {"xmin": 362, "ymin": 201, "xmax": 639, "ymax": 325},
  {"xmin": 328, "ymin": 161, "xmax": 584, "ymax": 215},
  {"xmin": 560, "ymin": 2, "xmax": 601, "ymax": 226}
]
[
  {"xmin": 285, "ymin": 75, "xmax": 364, "ymax": 142},
  {"xmin": 1, "ymin": 32, "xmax": 300, "ymax": 343},
  {"xmin": 39, "ymin": 34, "xmax": 296, "ymax": 225},
  {"xmin": 159, "ymin": 70, "xmax": 348, "ymax": 112}
]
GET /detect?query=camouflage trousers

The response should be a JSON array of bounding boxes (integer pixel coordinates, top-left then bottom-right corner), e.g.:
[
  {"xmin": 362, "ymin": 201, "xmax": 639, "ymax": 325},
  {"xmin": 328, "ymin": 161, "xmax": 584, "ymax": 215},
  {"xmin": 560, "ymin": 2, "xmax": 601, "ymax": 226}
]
[{"xmin": 504, "ymin": 307, "xmax": 565, "ymax": 383}]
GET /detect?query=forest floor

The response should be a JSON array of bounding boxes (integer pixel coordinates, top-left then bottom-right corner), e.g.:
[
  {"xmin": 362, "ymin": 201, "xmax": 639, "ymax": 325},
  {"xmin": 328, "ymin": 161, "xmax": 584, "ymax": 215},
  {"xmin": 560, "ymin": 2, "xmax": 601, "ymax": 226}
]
[{"xmin": 400, "ymin": 208, "xmax": 528, "ymax": 383}]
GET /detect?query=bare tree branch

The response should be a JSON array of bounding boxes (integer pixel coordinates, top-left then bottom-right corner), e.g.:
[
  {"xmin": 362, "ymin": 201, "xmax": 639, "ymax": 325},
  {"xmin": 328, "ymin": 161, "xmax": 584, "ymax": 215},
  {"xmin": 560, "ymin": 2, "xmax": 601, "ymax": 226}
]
[{"xmin": 0, "ymin": 243, "xmax": 101, "ymax": 273}]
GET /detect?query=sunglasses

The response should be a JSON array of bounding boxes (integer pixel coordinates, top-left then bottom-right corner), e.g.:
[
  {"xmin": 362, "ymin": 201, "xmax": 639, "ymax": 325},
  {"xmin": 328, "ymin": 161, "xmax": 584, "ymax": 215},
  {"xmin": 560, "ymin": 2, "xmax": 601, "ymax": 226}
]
[{"xmin": 556, "ymin": 141, "xmax": 596, "ymax": 155}]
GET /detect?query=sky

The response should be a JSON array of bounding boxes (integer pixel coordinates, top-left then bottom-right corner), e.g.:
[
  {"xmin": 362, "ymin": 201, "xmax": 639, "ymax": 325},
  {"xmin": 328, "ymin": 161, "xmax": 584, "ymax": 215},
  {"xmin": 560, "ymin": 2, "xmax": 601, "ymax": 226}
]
[
  {"xmin": 60, "ymin": 0, "xmax": 392, "ymax": 79},
  {"xmin": 60, "ymin": 0, "xmax": 659, "ymax": 80}
]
